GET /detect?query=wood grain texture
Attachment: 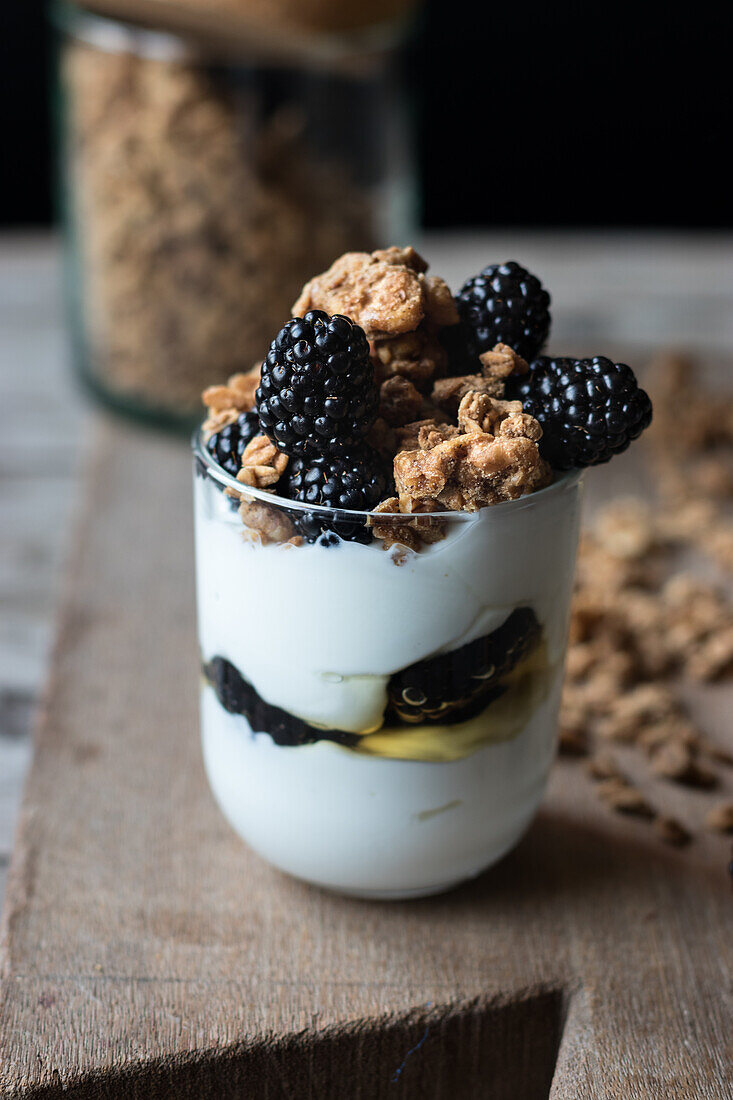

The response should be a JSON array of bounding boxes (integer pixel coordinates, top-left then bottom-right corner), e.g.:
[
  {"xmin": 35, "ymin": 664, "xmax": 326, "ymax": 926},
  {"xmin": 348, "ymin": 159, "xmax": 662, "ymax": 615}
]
[
  {"xmin": 1, "ymin": 416, "xmax": 731, "ymax": 1099},
  {"xmin": 0, "ymin": 237, "xmax": 87, "ymax": 889}
]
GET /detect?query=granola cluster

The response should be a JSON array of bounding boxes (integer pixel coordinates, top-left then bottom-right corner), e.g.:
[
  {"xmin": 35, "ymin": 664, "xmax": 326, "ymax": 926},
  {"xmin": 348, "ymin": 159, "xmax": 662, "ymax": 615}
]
[
  {"xmin": 237, "ymin": 435, "xmax": 289, "ymax": 490},
  {"xmin": 237, "ymin": 500, "xmax": 296, "ymax": 546},
  {"xmin": 293, "ymin": 247, "xmax": 456, "ymax": 337},
  {"xmin": 369, "ymin": 498, "xmax": 448, "ymax": 554},
  {"xmin": 201, "ymin": 366, "xmax": 296, "ymax": 542},
  {"xmin": 377, "ymin": 376, "xmax": 425, "ymax": 428},
  {"xmin": 430, "ymin": 343, "xmax": 529, "ymax": 411},
  {"xmin": 559, "ymin": 367, "xmax": 733, "ymax": 848},
  {"xmin": 201, "ymin": 366, "xmax": 260, "ymax": 435},
  {"xmin": 393, "ymin": 406, "xmax": 550, "ymax": 513},
  {"xmin": 293, "ymin": 247, "xmax": 459, "ymax": 396},
  {"xmin": 363, "ymin": 343, "xmax": 549, "ymax": 543}
]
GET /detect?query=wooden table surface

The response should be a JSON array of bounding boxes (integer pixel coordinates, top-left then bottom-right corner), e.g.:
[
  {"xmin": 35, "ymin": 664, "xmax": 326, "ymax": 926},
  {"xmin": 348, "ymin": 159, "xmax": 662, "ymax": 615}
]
[
  {"xmin": 1, "ymin": 232, "xmax": 732, "ymax": 1099},
  {"xmin": 3, "ymin": 228, "xmax": 733, "ymax": 902}
]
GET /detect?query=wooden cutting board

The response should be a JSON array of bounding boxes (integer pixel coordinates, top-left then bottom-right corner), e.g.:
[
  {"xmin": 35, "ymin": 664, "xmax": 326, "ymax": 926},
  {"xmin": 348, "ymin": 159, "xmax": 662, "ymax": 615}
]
[{"xmin": 0, "ymin": 414, "xmax": 731, "ymax": 1099}]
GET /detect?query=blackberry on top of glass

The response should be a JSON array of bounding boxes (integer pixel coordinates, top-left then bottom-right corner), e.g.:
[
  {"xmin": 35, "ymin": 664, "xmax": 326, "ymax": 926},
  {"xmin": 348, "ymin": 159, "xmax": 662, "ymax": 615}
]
[
  {"xmin": 54, "ymin": 0, "xmax": 418, "ymax": 427},
  {"xmin": 193, "ymin": 246, "xmax": 652, "ymax": 898}
]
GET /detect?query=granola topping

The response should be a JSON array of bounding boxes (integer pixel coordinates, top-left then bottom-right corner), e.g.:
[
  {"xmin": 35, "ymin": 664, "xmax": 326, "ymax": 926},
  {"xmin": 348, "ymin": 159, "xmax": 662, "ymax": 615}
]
[
  {"xmin": 369, "ymin": 497, "xmax": 447, "ymax": 553},
  {"xmin": 395, "ymin": 419, "xmax": 461, "ymax": 453},
  {"xmin": 479, "ymin": 343, "xmax": 529, "ymax": 382},
  {"xmin": 393, "ymin": 430, "xmax": 551, "ymax": 512},
  {"xmin": 378, "ymin": 376, "xmax": 424, "ymax": 427},
  {"xmin": 237, "ymin": 435, "xmax": 289, "ymax": 490},
  {"xmin": 371, "ymin": 326, "xmax": 449, "ymax": 389},
  {"xmin": 202, "ymin": 367, "xmax": 261, "ymax": 435},
  {"xmin": 238, "ymin": 499, "xmax": 295, "ymax": 545},
  {"xmin": 292, "ymin": 248, "xmax": 457, "ymax": 338},
  {"xmin": 431, "ymin": 372, "xmax": 505, "ymax": 414},
  {"xmin": 457, "ymin": 392, "xmax": 542, "ymax": 441}
]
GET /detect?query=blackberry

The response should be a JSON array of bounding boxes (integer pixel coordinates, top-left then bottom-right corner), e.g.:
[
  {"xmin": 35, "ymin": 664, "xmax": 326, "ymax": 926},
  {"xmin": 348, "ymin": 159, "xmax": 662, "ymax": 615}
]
[
  {"xmin": 456, "ymin": 261, "xmax": 551, "ymax": 363},
  {"xmin": 206, "ymin": 410, "xmax": 259, "ymax": 476},
  {"xmin": 256, "ymin": 311, "xmax": 378, "ymax": 458},
  {"xmin": 284, "ymin": 446, "xmax": 390, "ymax": 544},
  {"xmin": 387, "ymin": 608, "xmax": 540, "ymax": 726},
  {"xmin": 205, "ymin": 657, "xmax": 358, "ymax": 750},
  {"xmin": 513, "ymin": 356, "xmax": 653, "ymax": 470}
]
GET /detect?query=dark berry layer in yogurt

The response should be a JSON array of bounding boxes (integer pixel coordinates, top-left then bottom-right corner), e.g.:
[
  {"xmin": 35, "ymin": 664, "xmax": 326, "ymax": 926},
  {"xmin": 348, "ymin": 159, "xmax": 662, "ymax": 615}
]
[{"xmin": 203, "ymin": 607, "xmax": 543, "ymax": 759}]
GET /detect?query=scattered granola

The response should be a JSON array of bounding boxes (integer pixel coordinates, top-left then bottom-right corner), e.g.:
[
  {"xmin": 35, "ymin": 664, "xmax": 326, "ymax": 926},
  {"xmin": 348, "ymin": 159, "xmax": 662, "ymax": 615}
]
[
  {"xmin": 649, "ymin": 741, "xmax": 717, "ymax": 789},
  {"xmin": 558, "ymin": 719, "xmax": 589, "ymax": 757},
  {"xmin": 560, "ymin": 354, "xmax": 733, "ymax": 849},
  {"xmin": 700, "ymin": 738, "xmax": 733, "ymax": 767},
  {"xmin": 654, "ymin": 816, "xmax": 692, "ymax": 847},
  {"xmin": 594, "ymin": 685, "xmax": 682, "ymax": 744},
  {"xmin": 685, "ymin": 626, "xmax": 733, "ymax": 682},
  {"xmin": 585, "ymin": 752, "xmax": 623, "ymax": 781},
  {"xmin": 593, "ymin": 498, "xmax": 658, "ymax": 560},
  {"xmin": 704, "ymin": 803, "xmax": 733, "ymax": 835},
  {"xmin": 637, "ymin": 719, "xmax": 700, "ymax": 755},
  {"xmin": 596, "ymin": 777, "xmax": 655, "ymax": 819}
]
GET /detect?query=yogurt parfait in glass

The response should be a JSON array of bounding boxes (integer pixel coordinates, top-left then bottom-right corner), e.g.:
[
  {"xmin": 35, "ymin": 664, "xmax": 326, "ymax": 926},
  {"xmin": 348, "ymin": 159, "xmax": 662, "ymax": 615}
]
[{"xmin": 193, "ymin": 247, "xmax": 652, "ymax": 898}]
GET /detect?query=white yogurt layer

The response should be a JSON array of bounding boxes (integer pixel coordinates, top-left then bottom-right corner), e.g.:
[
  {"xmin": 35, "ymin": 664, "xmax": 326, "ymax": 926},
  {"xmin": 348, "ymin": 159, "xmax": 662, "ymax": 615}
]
[
  {"xmin": 201, "ymin": 679, "xmax": 563, "ymax": 896},
  {"xmin": 194, "ymin": 469, "xmax": 582, "ymax": 896},
  {"xmin": 194, "ymin": 474, "xmax": 582, "ymax": 735}
]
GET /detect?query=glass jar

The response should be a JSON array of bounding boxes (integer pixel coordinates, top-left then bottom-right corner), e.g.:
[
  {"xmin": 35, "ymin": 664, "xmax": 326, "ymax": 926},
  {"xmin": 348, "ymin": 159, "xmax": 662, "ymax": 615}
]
[
  {"xmin": 54, "ymin": 2, "xmax": 417, "ymax": 428},
  {"xmin": 193, "ymin": 431, "xmax": 583, "ymax": 898}
]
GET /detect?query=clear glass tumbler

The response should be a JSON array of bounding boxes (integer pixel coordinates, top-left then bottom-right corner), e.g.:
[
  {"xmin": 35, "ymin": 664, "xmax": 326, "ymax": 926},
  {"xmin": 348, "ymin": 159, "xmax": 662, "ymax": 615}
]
[{"xmin": 193, "ymin": 431, "xmax": 583, "ymax": 898}]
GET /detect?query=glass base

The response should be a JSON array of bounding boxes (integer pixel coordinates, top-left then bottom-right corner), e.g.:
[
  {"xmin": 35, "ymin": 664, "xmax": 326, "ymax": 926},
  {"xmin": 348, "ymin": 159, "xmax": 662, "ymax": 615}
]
[
  {"xmin": 275, "ymin": 826, "xmax": 528, "ymax": 900},
  {"xmin": 200, "ymin": 691, "xmax": 550, "ymax": 900}
]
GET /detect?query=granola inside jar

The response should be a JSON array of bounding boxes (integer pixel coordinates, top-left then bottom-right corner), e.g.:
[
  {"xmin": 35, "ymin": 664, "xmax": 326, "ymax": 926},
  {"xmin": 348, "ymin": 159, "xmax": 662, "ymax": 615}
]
[{"xmin": 54, "ymin": 3, "xmax": 417, "ymax": 427}]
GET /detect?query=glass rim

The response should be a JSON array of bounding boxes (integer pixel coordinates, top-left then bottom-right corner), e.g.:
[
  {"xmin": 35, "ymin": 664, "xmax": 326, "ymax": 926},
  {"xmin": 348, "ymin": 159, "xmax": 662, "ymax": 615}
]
[{"xmin": 192, "ymin": 427, "xmax": 583, "ymax": 523}]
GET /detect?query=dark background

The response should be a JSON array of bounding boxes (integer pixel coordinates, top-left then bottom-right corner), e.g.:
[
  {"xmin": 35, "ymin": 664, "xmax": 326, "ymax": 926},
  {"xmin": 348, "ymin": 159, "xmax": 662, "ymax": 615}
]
[{"xmin": 2, "ymin": 1, "xmax": 731, "ymax": 228}]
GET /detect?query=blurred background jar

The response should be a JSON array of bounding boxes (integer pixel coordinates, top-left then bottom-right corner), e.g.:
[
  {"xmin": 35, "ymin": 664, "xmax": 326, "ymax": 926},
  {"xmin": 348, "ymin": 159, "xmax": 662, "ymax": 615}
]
[{"xmin": 54, "ymin": 0, "xmax": 419, "ymax": 428}]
